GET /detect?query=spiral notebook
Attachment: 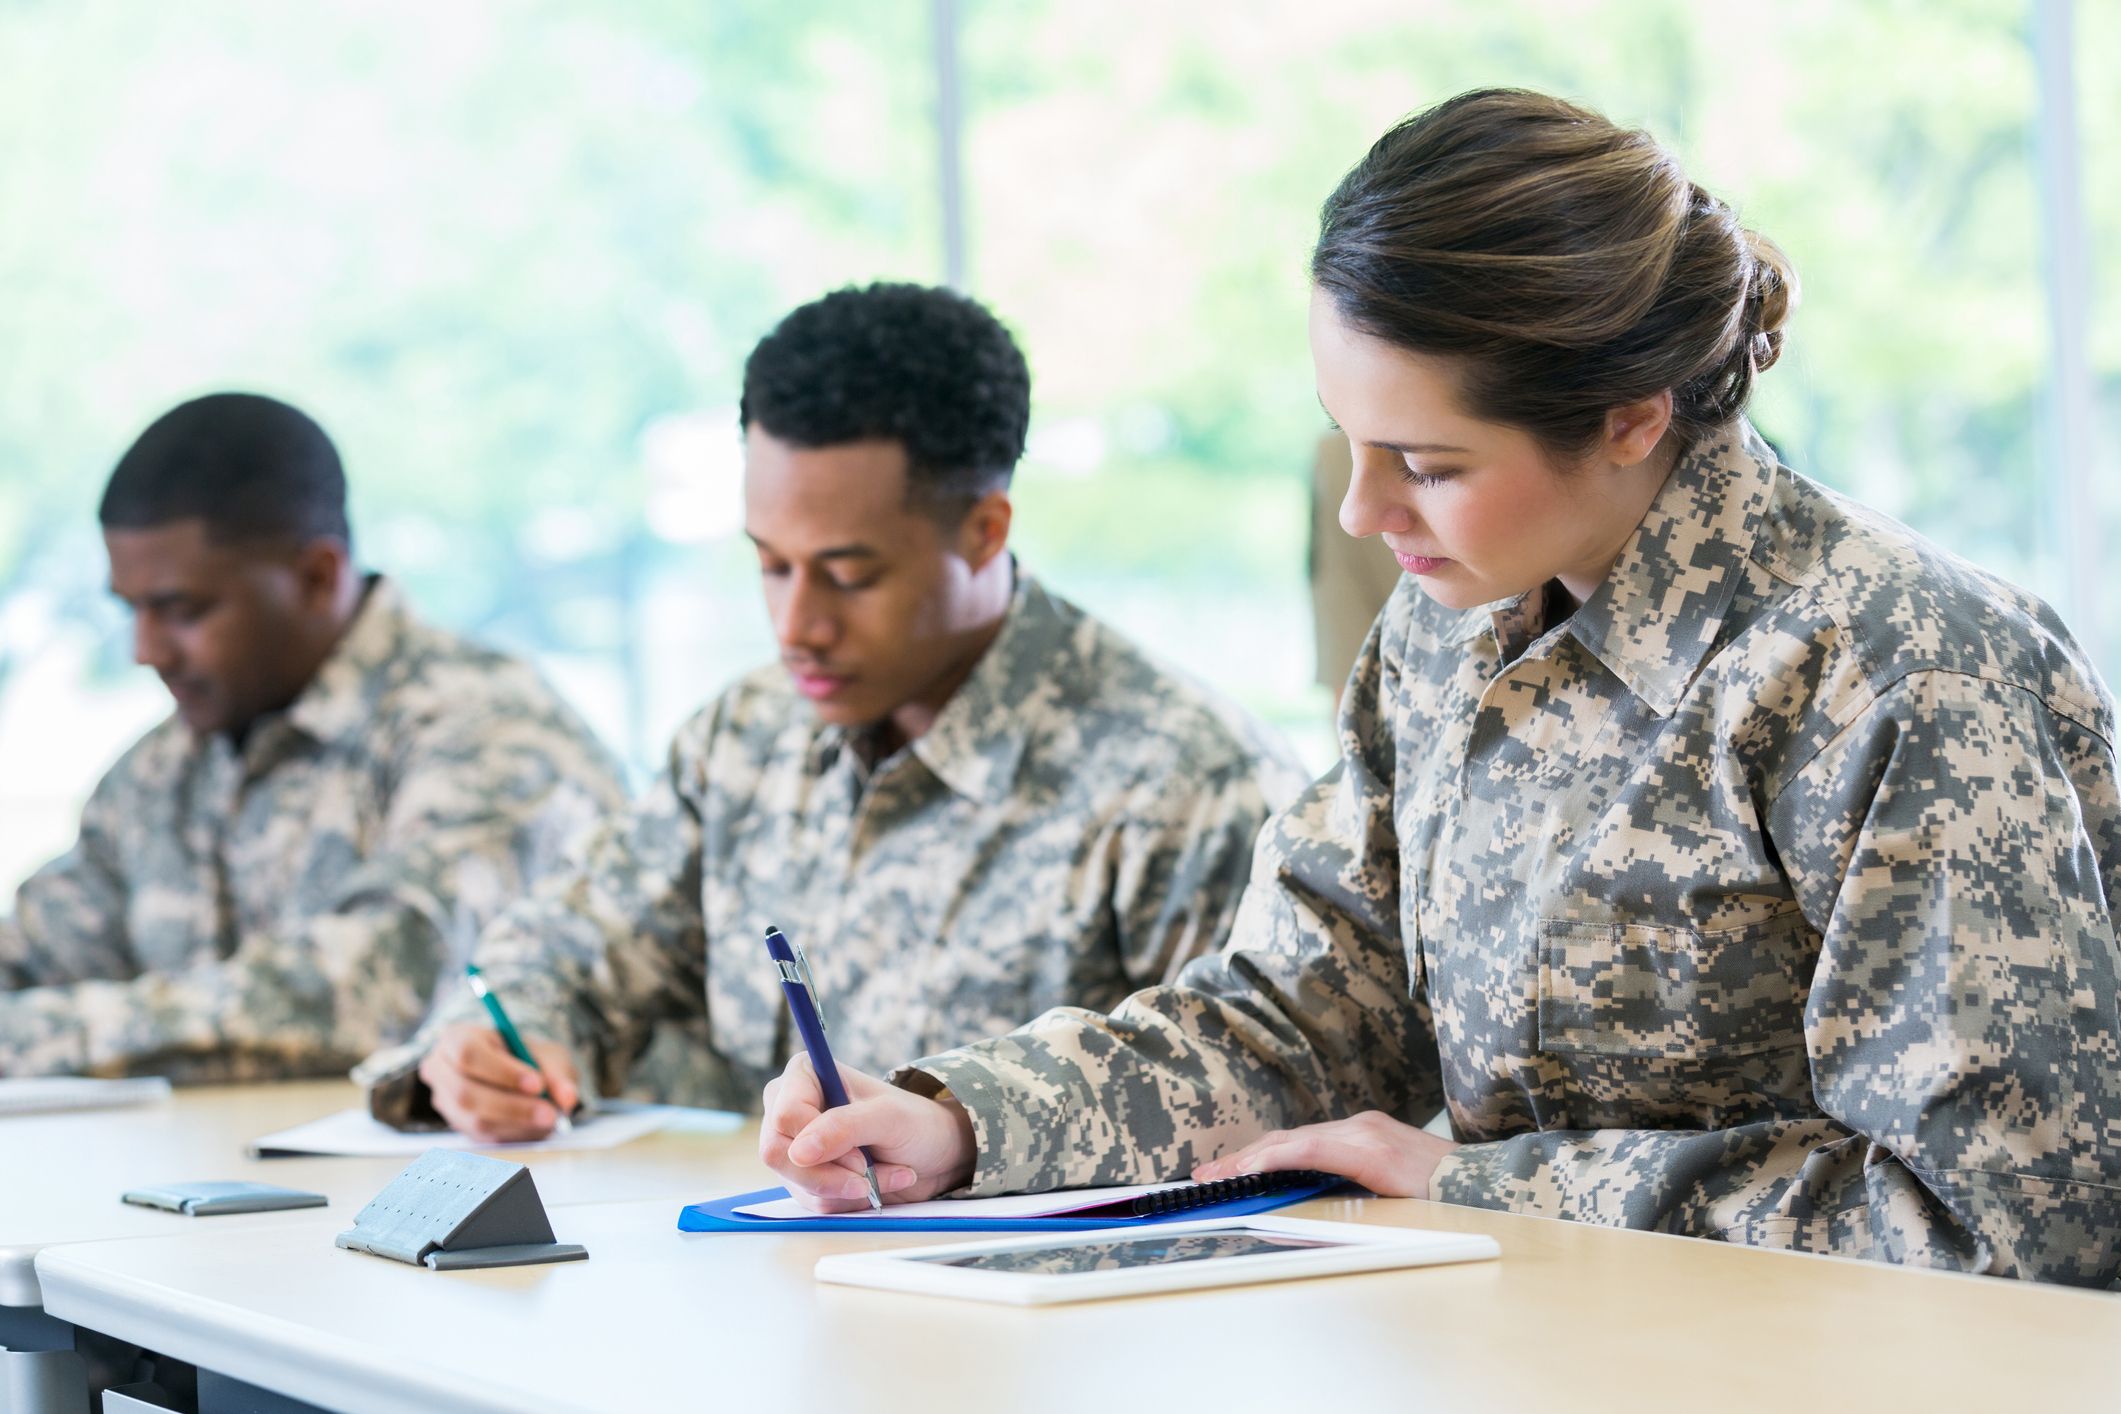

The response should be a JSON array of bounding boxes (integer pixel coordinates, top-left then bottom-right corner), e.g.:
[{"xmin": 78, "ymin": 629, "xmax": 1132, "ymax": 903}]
[{"xmin": 678, "ymin": 1170, "xmax": 1344, "ymax": 1234}]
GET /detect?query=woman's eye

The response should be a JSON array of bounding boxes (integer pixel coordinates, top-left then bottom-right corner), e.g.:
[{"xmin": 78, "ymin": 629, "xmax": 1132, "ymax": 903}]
[{"xmin": 1400, "ymin": 465, "xmax": 1459, "ymax": 488}]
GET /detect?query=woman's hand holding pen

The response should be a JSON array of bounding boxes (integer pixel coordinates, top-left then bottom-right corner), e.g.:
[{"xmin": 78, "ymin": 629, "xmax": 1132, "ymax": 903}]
[
  {"xmin": 419, "ymin": 1022, "xmax": 582, "ymax": 1142},
  {"xmin": 761, "ymin": 1055, "xmax": 976, "ymax": 1212}
]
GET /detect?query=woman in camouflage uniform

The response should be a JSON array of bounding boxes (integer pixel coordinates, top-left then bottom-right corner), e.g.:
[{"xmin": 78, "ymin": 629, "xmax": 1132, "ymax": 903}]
[{"xmin": 760, "ymin": 89, "xmax": 2121, "ymax": 1286}]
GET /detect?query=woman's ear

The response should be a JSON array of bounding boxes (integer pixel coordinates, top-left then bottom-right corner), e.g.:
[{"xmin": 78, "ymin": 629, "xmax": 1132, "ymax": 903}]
[{"xmin": 1603, "ymin": 390, "xmax": 1674, "ymax": 467}]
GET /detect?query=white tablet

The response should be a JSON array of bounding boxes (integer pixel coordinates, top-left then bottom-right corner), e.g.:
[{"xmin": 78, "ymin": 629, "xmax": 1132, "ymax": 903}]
[{"xmin": 813, "ymin": 1215, "xmax": 1500, "ymax": 1306}]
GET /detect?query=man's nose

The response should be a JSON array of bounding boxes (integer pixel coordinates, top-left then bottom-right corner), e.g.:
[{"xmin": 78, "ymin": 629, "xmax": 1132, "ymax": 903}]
[
  {"xmin": 133, "ymin": 616, "xmax": 178, "ymax": 673},
  {"xmin": 774, "ymin": 575, "xmax": 840, "ymax": 654}
]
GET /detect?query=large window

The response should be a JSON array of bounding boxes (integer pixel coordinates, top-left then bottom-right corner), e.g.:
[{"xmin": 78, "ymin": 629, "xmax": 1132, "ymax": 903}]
[{"xmin": 2, "ymin": 0, "xmax": 2113, "ymax": 894}]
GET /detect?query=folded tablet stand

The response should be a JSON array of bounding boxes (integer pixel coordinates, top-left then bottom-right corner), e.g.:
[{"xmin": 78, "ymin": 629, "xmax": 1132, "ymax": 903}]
[{"xmin": 335, "ymin": 1150, "xmax": 587, "ymax": 1270}]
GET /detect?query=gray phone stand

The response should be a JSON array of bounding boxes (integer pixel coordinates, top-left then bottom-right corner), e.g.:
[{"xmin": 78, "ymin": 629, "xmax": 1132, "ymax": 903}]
[{"xmin": 334, "ymin": 1149, "xmax": 587, "ymax": 1270}]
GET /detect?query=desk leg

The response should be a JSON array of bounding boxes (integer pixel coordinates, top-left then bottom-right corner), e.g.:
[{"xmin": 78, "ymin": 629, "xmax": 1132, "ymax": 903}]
[
  {"xmin": 1, "ymin": 1305, "xmax": 192, "ymax": 1414},
  {"xmin": 0, "ymin": 1345, "xmax": 86, "ymax": 1412},
  {"xmin": 0, "ymin": 1303, "xmax": 88, "ymax": 1414}
]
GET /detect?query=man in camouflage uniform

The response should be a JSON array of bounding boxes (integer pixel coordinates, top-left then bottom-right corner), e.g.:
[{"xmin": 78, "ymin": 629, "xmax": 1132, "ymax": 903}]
[
  {"xmin": 769, "ymin": 423, "xmax": 2121, "ymax": 1288},
  {"xmin": 0, "ymin": 393, "xmax": 625, "ymax": 1081},
  {"xmin": 371, "ymin": 283, "xmax": 1305, "ymax": 1133}
]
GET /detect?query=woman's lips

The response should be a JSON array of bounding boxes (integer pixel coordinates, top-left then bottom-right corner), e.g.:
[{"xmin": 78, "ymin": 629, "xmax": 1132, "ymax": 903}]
[{"xmin": 1393, "ymin": 551, "xmax": 1451, "ymax": 575}]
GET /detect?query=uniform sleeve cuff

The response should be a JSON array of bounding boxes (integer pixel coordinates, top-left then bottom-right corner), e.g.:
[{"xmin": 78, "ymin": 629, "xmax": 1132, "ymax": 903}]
[
  {"xmin": 1430, "ymin": 1139, "xmax": 1526, "ymax": 1212},
  {"xmin": 893, "ymin": 1045, "xmax": 1084, "ymax": 1198},
  {"xmin": 1426, "ymin": 1145, "xmax": 1484, "ymax": 1207}
]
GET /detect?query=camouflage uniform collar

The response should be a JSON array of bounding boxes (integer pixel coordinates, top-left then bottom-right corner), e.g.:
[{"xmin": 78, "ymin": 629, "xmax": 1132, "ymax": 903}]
[
  {"xmin": 803, "ymin": 572, "xmax": 1050, "ymax": 801},
  {"xmin": 902, "ymin": 569, "xmax": 1060, "ymax": 804},
  {"xmin": 1441, "ymin": 587, "xmax": 1548, "ymax": 660},
  {"xmin": 281, "ymin": 575, "xmax": 416, "ymax": 748},
  {"xmin": 1561, "ymin": 421, "xmax": 1777, "ymax": 716},
  {"xmin": 1437, "ymin": 422, "xmax": 1775, "ymax": 715}
]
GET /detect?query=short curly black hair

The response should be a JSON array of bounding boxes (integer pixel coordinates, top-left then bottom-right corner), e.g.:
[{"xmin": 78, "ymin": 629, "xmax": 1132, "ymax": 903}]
[{"xmin": 740, "ymin": 283, "xmax": 1031, "ymax": 516}]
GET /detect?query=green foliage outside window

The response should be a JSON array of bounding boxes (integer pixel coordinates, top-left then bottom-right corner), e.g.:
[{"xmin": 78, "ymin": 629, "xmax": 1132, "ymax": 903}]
[{"xmin": 0, "ymin": 0, "xmax": 2113, "ymax": 892}]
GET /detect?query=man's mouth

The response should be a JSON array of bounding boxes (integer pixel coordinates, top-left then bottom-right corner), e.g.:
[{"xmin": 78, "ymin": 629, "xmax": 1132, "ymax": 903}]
[{"xmin": 786, "ymin": 665, "xmax": 853, "ymax": 701}]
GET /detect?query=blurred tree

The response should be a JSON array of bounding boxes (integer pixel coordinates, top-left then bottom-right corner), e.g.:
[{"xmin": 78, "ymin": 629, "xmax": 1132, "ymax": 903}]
[{"xmin": 0, "ymin": 0, "xmax": 935, "ymax": 748}]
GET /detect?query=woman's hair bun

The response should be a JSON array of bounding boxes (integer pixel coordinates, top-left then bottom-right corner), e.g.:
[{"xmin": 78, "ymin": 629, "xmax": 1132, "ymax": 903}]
[{"xmin": 1743, "ymin": 230, "xmax": 1797, "ymax": 374}]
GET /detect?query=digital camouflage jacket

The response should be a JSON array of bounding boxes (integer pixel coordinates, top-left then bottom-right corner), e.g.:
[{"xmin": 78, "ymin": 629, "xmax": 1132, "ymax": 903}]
[
  {"xmin": 369, "ymin": 572, "xmax": 1307, "ymax": 1114},
  {"xmin": 908, "ymin": 424, "xmax": 2121, "ymax": 1287},
  {"xmin": 0, "ymin": 579, "xmax": 625, "ymax": 1080}
]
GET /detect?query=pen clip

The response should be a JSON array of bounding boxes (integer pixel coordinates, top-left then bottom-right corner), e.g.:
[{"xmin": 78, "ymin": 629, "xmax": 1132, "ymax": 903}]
[{"xmin": 790, "ymin": 942, "xmax": 828, "ymax": 1033}]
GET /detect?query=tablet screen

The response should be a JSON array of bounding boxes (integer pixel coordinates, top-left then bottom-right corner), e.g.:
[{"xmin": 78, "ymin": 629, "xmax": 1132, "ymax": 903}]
[{"xmin": 913, "ymin": 1229, "xmax": 1348, "ymax": 1276}]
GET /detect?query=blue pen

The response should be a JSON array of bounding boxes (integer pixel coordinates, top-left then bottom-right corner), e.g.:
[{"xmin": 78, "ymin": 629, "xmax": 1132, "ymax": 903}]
[{"xmin": 765, "ymin": 925, "xmax": 882, "ymax": 1211}]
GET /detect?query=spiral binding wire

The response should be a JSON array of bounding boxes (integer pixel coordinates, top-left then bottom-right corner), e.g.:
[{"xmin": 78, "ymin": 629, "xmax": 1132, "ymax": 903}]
[{"xmin": 1127, "ymin": 1169, "xmax": 1338, "ymax": 1217}]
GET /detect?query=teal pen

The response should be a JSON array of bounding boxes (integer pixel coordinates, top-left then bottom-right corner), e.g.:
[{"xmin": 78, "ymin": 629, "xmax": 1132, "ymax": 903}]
[{"xmin": 465, "ymin": 963, "xmax": 573, "ymax": 1134}]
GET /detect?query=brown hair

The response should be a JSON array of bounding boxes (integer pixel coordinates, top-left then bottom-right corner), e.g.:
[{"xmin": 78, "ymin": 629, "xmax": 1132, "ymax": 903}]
[{"xmin": 1311, "ymin": 88, "xmax": 1797, "ymax": 461}]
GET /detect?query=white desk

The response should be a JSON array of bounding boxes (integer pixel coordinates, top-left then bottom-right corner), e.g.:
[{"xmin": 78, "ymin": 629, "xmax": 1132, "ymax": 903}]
[
  {"xmin": 0, "ymin": 1080, "xmax": 755, "ymax": 1309},
  {"xmin": 36, "ymin": 1191, "xmax": 2121, "ymax": 1413}
]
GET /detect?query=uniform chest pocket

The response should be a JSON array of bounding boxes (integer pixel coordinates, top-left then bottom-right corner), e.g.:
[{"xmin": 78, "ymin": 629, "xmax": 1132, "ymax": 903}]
[{"xmin": 1536, "ymin": 909, "xmax": 1814, "ymax": 1059}]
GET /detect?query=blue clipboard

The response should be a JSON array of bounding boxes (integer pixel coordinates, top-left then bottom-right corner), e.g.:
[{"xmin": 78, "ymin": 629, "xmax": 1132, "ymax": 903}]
[{"xmin": 677, "ymin": 1179, "xmax": 1345, "ymax": 1234}]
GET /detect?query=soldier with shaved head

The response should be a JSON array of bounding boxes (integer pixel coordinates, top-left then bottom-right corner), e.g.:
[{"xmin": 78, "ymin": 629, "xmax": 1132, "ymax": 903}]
[{"xmin": 0, "ymin": 393, "xmax": 625, "ymax": 1080}]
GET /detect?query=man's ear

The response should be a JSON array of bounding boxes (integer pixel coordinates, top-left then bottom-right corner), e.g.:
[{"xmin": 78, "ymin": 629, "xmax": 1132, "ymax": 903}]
[
  {"xmin": 1603, "ymin": 390, "xmax": 1674, "ymax": 467},
  {"xmin": 291, "ymin": 537, "xmax": 352, "ymax": 612},
  {"xmin": 955, "ymin": 490, "xmax": 1013, "ymax": 571}
]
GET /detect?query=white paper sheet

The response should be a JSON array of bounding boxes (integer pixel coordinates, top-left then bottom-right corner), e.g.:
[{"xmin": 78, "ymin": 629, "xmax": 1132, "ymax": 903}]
[
  {"xmin": 733, "ymin": 1181, "xmax": 1194, "ymax": 1221},
  {"xmin": 247, "ymin": 1102, "xmax": 726, "ymax": 1158},
  {"xmin": 0, "ymin": 1075, "xmax": 173, "ymax": 1117}
]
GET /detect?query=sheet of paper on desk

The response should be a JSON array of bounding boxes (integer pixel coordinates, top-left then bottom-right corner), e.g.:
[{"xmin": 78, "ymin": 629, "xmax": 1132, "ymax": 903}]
[
  {"xmin": 247, "ymin": 1102, "xmax": 729, "ymax": 1158},
  {"xmin": 0, "ymin": 1075, "xmax": 173, "ymax": 1117},
  {"xmin": 733, "ymin": 1181, "xmax": 1194, "ymax": 1221}
]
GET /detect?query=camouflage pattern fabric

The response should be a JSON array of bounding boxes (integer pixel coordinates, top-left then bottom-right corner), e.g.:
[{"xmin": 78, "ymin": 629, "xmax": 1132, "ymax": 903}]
[
  {"xmin": 363, "ymin": 571, "xmax": 1307, "ymax": 1115},
  {"xmin": 0, "ymin": 578, "xmax": 626, "ymax": 1081},
  {"xmin": 904, "ymin": 422, "xmax": 2121, "ymax": 1287}
]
